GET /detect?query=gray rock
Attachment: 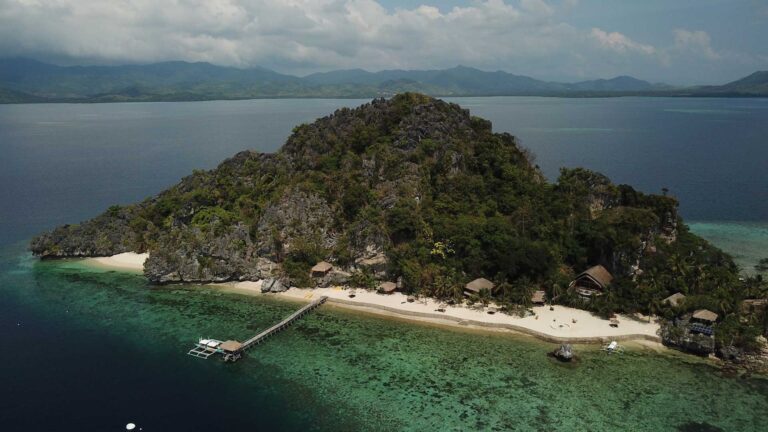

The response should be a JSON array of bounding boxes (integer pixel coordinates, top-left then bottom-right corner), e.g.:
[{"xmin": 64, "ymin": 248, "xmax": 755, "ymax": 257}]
[
  {"xmin": 553, "ymin": 344, "xmax": 574, "ymax": 361},
  {"xmin": 260, "ymin": 277, "xmax": 289, "ymax": 293},
  {"xmin": 316, "ymin": 269, "xmax": 352, "ymax": 287}
]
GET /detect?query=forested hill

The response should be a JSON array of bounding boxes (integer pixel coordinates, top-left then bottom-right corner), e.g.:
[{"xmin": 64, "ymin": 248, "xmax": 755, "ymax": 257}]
[
  {"xmin": 3, "ymin": 58, "xmax": 766, "ymax": 102},
  {"xmin": 31, "ymin": 94, "xmax": 759, "ymax": 342},
  {"xmin": 0, "ymin": 57, "xmax": 691, "ymax": 102}
]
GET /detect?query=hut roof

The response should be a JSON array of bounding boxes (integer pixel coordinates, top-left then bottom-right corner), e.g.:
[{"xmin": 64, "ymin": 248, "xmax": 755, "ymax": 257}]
[
  {"xmin": 692, "ymin": 309, "xmax": 718, "ymax": 322},
  {"xmin": 531, "ymin": 290, "xmax": 546, "ymax": 304},
  {"xmin": 577, "ymin": 265, "xmax": 613, "ymax": 288},
  {"xmin": 219, "ymin": 340, "xmax": 243, "ymax": 352},
  {"xmin": 465, "ymin": 278, "xmax": 495, "ymax": 293},
  {"xmin": 742, "ymin": 299, "xmax": 768, "ymax": 306},
  {"xmin": 378, "ymin": 282, "xmax": 397, "ymax": 293},
  {"xmin": 663, "ymin": 292, "xmax": 686, "ymax": 307},
  {"xmin": 311, "ymin": 261, "xmax": 333, "ymax": 273}
]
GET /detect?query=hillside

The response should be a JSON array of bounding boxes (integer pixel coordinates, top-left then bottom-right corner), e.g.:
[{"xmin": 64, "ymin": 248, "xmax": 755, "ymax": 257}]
[
  {"xmin": 690, "ymin": 71, "xmax": 768, "ymax": 96},
  {"xmin": 31, "ymin": 94, "xmax": 760, "ymax": 345},
  {"xmin": 1, "ymin": 58, "xmax": 677, "ymax": 102}
]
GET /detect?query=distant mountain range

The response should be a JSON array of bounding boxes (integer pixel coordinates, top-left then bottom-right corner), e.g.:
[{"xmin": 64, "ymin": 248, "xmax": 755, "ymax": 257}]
[{"xmin": 0, "ymin": 58, "xmax": 765, "ymax": 103}]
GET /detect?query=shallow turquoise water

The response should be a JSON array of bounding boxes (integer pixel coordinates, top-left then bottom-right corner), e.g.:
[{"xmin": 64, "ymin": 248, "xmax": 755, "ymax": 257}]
[
  {"xmin": 2, "ymin": 244, "xmax": 766, "ymax": 431},
  {"xmin": 689, "ymin": 221, "xmax": 768, "ymax": 274}
]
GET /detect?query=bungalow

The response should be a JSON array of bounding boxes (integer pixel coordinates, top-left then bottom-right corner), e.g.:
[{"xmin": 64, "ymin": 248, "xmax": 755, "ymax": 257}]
[
  {"xmin": 690, "ymin": 309, "xmax": 718, "ymax": 336},
  {"xmin": 663, "ymin": 292, "xmax": 686, "ymax": 307},
  {"xmin": 464, "ymin": 278, "xmax": 495, "ymax": 297},
  {"xmin": 378, "ymin": 281, "xmax": 397, "ymax": 294},
  {"xmin": 311, "ymin": 261, "xmax": 333, "ymax": 277},
  {"xmin": 531, "ymin": 290, "xmax": 547, "ymax": 305},
  {"xmin": 741, "ymin": 299, "xmax": 767, "ymax": 315},
  {"xmin": 691, "ymin": 309, "xmax": 718, "ymax": 324},
  {"xmin": 571, "ymin": 265, "xmax": 613, "ymax": 298}
]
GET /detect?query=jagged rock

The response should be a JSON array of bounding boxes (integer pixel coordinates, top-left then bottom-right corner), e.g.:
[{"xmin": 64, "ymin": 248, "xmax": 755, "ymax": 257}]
[
  {"xmin": 718, "ymin": 346, "xmax": 744, "ymax": 363},
  {"xmin": 660, "ymin": 321, "xmax": 716, "ymax": 355},
  {"xmin": 355, "ymin": 253, "xmax": 388, "ymax": 277},
  {"xmin": 317, "ymin": 270, "xmax": 352, "ymax": 288},
  {"xmin": 28, "ymin": 94, "xmax": 705, "ymax": 295},
  {"xmin": 260, "ymin": 278, "xmax": 288, "ymax": 293},
  {"xmin": 553, "ymin": 344, "xmax": 574, "ymax": 361},
  {"xmin": 256, "ymin": 189, "xmax": 337, "ymax": 256}
]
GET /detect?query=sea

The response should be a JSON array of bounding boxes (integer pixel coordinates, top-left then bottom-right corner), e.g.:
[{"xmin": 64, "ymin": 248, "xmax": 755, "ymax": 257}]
[{"xmin": 1, "ymin": 97, "xmax": 767, "ymax": 431}]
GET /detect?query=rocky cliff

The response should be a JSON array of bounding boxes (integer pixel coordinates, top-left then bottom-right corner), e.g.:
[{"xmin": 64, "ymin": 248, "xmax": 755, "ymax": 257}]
[{"xmin": 30, "ymin": 94, "xmax": 732, "ymax": 303}]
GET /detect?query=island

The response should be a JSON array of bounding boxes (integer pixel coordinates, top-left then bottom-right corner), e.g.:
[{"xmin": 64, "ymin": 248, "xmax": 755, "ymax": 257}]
[{"xmin": 30, "ymin": 93, "xmax": 768, "ymax": 369}]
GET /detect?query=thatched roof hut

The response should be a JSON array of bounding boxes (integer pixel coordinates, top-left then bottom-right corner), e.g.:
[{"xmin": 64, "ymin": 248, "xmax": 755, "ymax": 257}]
[
  {"xmin": 311, "ymin": 261, "xmax": 333, "ymax": 276},
  {"xmin": 378, "ymin": 281, "xmax": 397, "ymax": 294},
  {"xmin": 663, "ymin": 292, "xmax": 686, "ymax": 307},
  {"xmin": 219, "ymin": 340, "xmax": 243, "ymax": 353},
  {"xmin": 531, "ymin": 290, "xmax": 547, "ymax": 305},
  {"xmin": 692, "ymin": 309, "xmax": 718, "ymax": 323},
  {"xmin": 572, "ymin": 265, "xmax": 613, "ymax": 297},
  {"xmin": 464, "ymin": 278, "xmax": 494, "ymax": 296}
]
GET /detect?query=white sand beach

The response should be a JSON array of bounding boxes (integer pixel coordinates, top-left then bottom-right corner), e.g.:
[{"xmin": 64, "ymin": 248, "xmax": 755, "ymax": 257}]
[
  {"xmin": 223, "ymin": 282, "xmax": 662, "ymax": 344},
  {"xmin": 82, "ymin": 253, "xmax": 661, "ymax": 343},
  {"xmin": 85, "ymin": 252, "xmax": 148, "ymax": 271}
]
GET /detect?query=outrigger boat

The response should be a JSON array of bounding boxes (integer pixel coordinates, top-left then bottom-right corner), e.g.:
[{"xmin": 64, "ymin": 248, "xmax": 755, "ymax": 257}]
[
  {"xmin": 601, "ymin": 340, "xmax": 625, "ymax": 354},
  {"xmin": 187, "ymin": 338, "xmax": 224, "ymax": 359}
]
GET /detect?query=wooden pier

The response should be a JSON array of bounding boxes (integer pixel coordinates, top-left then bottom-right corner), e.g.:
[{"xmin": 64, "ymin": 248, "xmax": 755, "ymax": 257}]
[{"xmin": 187, "ymin": 296, "xmax": 328, "ymax": 362}]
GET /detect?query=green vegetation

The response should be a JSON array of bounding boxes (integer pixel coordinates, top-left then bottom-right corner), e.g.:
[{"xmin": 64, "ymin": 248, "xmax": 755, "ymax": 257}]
[
  {"xmin": 3, "ymin": 59, "xmax": 767, "ymax": 104},
  {"xmin": 31, "ymin": 93, "xmax": 766, "ymax": 352}
]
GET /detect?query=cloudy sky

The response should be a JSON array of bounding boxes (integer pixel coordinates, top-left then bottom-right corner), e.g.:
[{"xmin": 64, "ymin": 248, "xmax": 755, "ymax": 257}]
[{"xmin": 1, "ymin": 0, "xmax": 766, "ymax": 84}]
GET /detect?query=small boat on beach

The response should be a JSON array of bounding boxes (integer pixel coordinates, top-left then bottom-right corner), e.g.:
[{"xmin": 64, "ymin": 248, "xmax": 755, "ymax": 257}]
[{"xmin": 602, "ymin": 340, "xmax": 625, "ymax": 354}]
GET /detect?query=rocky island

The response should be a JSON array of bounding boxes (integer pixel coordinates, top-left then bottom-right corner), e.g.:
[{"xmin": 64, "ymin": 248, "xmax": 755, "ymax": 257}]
[{"xmin": 30, "ymin": 93, "xmax": 767, "ymax": 363}]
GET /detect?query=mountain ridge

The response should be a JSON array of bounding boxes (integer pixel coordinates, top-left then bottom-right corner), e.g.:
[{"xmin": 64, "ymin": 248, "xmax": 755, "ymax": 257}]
[{"xmin": 1, "ymin": 57, "xmax": 766, "ymax": 102}]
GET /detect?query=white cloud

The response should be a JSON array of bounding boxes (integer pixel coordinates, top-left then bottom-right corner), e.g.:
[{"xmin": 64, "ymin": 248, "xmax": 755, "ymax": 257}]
[
  {"xmin": 672, "ymin": 29, "xmax": 720, "ymax": 60},
  {"xmin": 0, "ymin": 0, "xmax": 763, "ymax": 83},
  {"xmin": 590, "ymin": 28, "xmax": 655, "ymax": 55}
]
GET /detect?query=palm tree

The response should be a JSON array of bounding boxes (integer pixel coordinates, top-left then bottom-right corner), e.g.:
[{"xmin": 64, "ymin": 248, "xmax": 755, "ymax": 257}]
[{"xmin": 514, "ymin": 277, "xmax": 535, "ymax": 309}]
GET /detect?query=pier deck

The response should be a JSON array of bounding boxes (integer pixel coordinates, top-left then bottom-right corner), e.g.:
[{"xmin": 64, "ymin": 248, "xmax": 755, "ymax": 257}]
[{"xmin": 187, "ymin": 295, "xmax": 328, "ymax": 362}]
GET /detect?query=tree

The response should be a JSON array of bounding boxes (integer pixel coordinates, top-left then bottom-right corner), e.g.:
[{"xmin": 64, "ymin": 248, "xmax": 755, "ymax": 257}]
[{"xmin": 755, "ymin": 258, "xmax": 768, "ymax": 273}]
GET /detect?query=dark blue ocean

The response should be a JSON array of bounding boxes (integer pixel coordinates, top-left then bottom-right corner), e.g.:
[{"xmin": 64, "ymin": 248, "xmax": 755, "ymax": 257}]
[{"xmin": 1, "ymin": 97, "xmax": 767, "ymax": 431}]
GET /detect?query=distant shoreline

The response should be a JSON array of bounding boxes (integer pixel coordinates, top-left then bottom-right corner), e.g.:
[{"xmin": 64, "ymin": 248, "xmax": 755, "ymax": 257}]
[{"xmin": 3, "ymin": 93, "xmax": 767, "ymax": 105}]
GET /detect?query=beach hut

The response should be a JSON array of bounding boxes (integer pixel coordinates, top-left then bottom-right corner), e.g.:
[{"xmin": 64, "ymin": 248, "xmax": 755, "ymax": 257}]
[
  {"xmin": 531, "ymin": 290, "xmax": 547, "ymax": 305},
  {"xmin": 571, "ymin": 265, "xmax": 613, "ymax": 298},
  {"xmin": 311, "ymin": 261, "xmax": 333, "ymax": 277},
  {"xmin": 219, "ymin": 340, "xmax": 243, "ymax": 353},
  {"xmin": 663, "ymin": 292, "xmax": 686, "ymax": 307},
  {"xmin": 464, "ymin": 278, "xmax": 495, "ymax": 297},
  {"xmin": 378, "ymin": 281, "xmax": 397, "ymax": 294},
  {"xmin": 691, "ymin": 309, "xmax": 718, "ymax": 324},
  {"xmin": 741, "ymin": 299, "xmax": 767, "ymax": 315}
]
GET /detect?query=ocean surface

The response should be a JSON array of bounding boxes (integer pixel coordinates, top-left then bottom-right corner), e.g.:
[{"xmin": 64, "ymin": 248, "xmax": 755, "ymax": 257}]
[{"xmin": 1, "ymin": 97, "xmax": 767, "ymax": 431}]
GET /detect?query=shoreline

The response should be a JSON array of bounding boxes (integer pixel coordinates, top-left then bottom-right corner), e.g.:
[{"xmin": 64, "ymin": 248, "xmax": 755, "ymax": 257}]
[
  {"xmin": 76, "ymin": 252, "xmax": 662, "ymax": 346},
  {"xmin": 83, "ymin": 252, "xmax": 148, "ymax": 272},
  {"xmin": 215, "ymin": 281, "xmax": 663, "ymax": 346}
]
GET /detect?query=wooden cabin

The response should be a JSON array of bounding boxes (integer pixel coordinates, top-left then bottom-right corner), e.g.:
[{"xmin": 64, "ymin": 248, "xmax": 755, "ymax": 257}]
[
  {"xmin": 571, "ymin": 265, "xmax": 613, "ymax": 298},
  {"xmin": 663, "ymin": 292, "xmax": 686, "ymax": 307},
  {"xmin": 378, "ymin": 282, "xmax": 397, "ymax": 294},
  {"xmin": 311, "ymin": 261, "xmax": 333, "ymax": 277},
  {"xmin": 531, "ymin": 290, "xmax": 547, "ymax": 305},
  {"xmin": 464, "ymin": 278, "xmax": 495, "ymax": 297},
  {"xmin": 741, "ymin": 299, "xmax": 767, "ymax": 315}
]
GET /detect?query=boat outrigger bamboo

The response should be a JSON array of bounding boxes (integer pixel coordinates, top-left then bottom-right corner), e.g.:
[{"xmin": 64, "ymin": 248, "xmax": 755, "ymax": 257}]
[{"xmin": 187, "ymin": 296, "xmax": 328, "ymax": 362}]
